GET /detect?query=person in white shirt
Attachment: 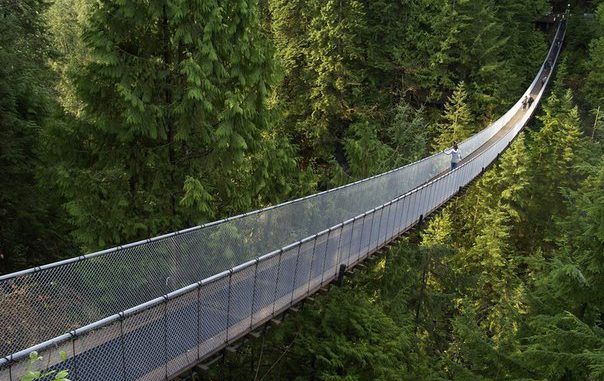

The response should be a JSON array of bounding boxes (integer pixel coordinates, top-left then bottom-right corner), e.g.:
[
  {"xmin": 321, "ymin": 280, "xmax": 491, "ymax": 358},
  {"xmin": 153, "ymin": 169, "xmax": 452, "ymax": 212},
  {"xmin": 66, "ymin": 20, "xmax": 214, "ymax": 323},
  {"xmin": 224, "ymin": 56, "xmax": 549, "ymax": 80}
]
[{"xmin": 445, "ymin": 144, "xmax": 462, "ymax": 170}]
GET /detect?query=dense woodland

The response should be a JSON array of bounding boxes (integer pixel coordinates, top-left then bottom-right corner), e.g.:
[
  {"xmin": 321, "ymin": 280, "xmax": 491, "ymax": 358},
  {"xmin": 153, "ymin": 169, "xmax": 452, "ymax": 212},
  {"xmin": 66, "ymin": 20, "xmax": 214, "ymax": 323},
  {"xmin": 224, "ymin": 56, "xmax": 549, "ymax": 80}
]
[{"xmin": 1, "ymin": 0, "xmax": 604, "ymax": 379}]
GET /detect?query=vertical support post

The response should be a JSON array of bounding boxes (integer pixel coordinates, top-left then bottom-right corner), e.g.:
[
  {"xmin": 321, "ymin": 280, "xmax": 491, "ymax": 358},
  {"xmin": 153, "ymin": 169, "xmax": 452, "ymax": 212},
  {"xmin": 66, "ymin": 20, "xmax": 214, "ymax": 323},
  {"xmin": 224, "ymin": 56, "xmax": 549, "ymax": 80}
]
[
  {"xmin": 381, "ymin": 203, "xmax": 392, "ymax": 247},
  {"xmin": 196, "ymin": 284, "xmax": 201, "ymax": 361},
  {"xmin": 345, "ymin": 219, "xmax": 356, "ymax": 266},
  {"xmin": 337, "ymin": 264, "xmax": 346, "ymax": 287},
  {"xmin": 307, "ymin": 236, "xmax": 318, "ymax": 295},
  {"xmin": 320, "ymin": 229, "xmax": 332, "ymax": 287},
  {"xmin": 226, "ymin": 270, "xmax": 233, "ymax": 343},
  {"xmin": 374, "ymin": 206, "xmax": 384, "ymax": 252},
  {"xmin": 164, "ymin": 297, "xmax": 169, "ymax": 380},
  {"xmin": 119, "ymin": 315, "xmax": 127, "ymax": 381},
  {"xmin": 290, "ymin": 244, "xmax": 302, "ymax": 306},
  {"xmin": 366, "ymin": 211, "xmax": 375, "ymax": 256},
  {"xmin": 71, "ymin": 334, "xmax": 78, "ymax": 381},
  {"xmin": 392, "ymin": 198, "xmax": 401, "ymax": 238},
  {"xmin": 250, "ymin": 259, "xmax": 259, "ymax": 329},
  {"xmin": 357, "ymin": 214, "xmax": 366, "ymax": 260},
  {"xmin": 271, "ymin": 249, "xmax": 283, "ymax": 317},
  {"xmin": 334, "ymin": 225, "xmax": 344, "ymax": 278}
]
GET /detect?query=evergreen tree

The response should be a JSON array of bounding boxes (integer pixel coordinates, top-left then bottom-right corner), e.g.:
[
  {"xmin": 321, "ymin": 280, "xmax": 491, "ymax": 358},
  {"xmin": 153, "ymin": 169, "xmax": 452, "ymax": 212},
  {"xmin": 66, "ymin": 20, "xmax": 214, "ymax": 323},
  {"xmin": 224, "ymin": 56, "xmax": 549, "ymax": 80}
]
[
  {"xmin": 585, "ymin": 3, "xmax": 604, "ymax": 109},
  {"xmin": 386, "ymin": 102, "xmax": 430, "ymax": 167},
  {"xmin": 526, "ymin": 89, "xmax": 585, "ymax": 247},
  {"xmin": 47, "ymin": 0, "xmax": 294, "ymax": 249},
  {"xmin": 0, "ymin": 0, "xmax": 75, "ymax": 273},
  {"xmin": 343, "ymin": 121, "xmax": 392, "ymax": 180},
  {"xmin": 433, "ymin": 82, "xmax": 474, "ymax": 151},
  {"xmin": 517, "ymin": 159, "xmax": 604, "ymax": 379},
  {"xmin": 45, "ymin": 0, "xmax": 91, "ymax": 116},
  {"xmin": 496, "ymin": 0, "xmax": 549, "ymax": 103}
]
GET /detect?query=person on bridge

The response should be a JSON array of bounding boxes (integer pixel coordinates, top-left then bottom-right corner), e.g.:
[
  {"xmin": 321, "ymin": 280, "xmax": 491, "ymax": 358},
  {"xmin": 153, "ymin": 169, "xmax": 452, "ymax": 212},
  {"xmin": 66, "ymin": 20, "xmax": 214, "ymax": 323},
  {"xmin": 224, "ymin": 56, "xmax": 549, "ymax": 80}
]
[
  {"xmin": 445, "ymin": 144, "xmax": 462, "ymax": 170},
  {"xmin": 528, "ymin": 96, "xmax": 534, "ymax": 108},
  {"xmin": 522, "ymin": 95, "xmax": 529, "ymax": 109}
]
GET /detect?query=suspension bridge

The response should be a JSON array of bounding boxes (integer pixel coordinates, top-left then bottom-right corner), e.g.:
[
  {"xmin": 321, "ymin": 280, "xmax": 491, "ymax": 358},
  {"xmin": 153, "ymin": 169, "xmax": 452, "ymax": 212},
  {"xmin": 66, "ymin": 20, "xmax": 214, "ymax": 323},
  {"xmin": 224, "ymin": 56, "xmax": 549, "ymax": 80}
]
[{"xmin": 0, "ymin": 20, "xmax": 566, "ymax": 381}]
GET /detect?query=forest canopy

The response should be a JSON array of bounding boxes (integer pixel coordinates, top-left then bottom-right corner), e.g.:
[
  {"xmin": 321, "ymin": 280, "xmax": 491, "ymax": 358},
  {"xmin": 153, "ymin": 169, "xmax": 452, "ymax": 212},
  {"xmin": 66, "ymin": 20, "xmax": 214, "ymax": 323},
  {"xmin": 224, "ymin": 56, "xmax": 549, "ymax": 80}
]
[{"xmin": 1, "ymin": 0, "xmax": 604, "ymax": 379}]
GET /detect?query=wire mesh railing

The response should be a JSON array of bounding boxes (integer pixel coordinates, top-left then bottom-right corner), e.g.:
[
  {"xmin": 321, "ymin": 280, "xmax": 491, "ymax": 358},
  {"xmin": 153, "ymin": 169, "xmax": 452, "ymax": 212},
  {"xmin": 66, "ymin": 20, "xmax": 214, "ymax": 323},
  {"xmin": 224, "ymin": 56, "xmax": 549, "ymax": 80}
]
[{"xmin": 0, "ymin": 20, "xmax": 565, "ymax": 381}]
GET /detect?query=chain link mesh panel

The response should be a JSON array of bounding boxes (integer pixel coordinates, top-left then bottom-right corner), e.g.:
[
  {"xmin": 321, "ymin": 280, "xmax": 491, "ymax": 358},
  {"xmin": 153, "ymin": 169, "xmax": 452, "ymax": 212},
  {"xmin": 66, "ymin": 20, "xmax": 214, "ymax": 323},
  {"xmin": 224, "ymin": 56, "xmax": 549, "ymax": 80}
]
[
  {"xmin": 198, "ymin": 275, "xmax": 229, "ymax": 358},
  {"xmin": 273, "ymin": 245, "xmax": 299, "ymax": 313},
  {"xmin": 308, "ymin": 232, "xmax": 329, "ymax": 292},
  {"xmin": 348, "ymin": 217, "xmax": 365, "ymax": 266},
  {"xmin": 122, "ymin": 303, "xmax": 166, "ymax": 381},
  {"xmin": 292, "ymin": 239, "xmax": 316, "ymax": 302},
  {"xmin": 336, "ymin": 222, "xmax": 353, "ymax": 269},
  {"xmin": 227, "ymin": 264, "xmax": 257, "ymax": 342},
  {"xmin": 323, "ymin": 226, "xmax": 342, "ymax": 281},
  {"xmin": 72, "ymin": 319, "xmax": 123, "ymax": 381},
  {"xmin": 251, "ymin": 253, "xmax": 280, "ymax": 327},
  {"xmin": 166, "ymin": 289, "xmax": 199, "ymax": 377}
]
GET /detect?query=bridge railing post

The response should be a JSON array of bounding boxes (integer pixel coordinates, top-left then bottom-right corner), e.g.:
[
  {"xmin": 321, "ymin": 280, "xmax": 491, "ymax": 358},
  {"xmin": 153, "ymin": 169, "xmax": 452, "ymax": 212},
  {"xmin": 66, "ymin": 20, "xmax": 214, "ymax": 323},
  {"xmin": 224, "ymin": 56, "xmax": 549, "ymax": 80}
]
[
  {"xmin": 373, "ymin": 206, "xmax": 384, "ymax": 252},
  {"xmin": 332, "ymin": 224, "xmax": 344, "ymax": 279},
  {"xmin": 289, "ymin": 243, "xmax": 302, "ymax": 307},
  {"xmin": 356, "ymin": 214, "xmax": 367, "ymax": 262},
  {"xmin": 306, "ymin": 235, "xmax": 319, "ymax": 295},
  {"xmin": 163, "ymin": 297, "xmax": 168, "ymax": 381},
  {"xmin": 319, "ymin": 229, "xmax": 332, "ymax": 287},
  {"xmin": 418, "ymin": 186, "xmax": 427, "ymax": 222},
  {"xmin": 249, "ymin": 259, "xmax": 259, "ymax": 330},
  {"xmin": 410, "ymin": 189, "xmax": 419, "ymax": 226},
  {"xmin": 226, "ymin": 269, "xmax": 233, "ymax": 343},
  {"xmin": 196, "ymin": 283, "xmax": 201, "ymax": 362},
  {"xmin": 345, "ymin": 218, "xmax": 357, "ymax": 267},
  {"xmin": 381, "ymin": 202, "xmax": 392, "ymax": 247},
  {"xmin": 362, "ymin": 211, "xmax": 375, "ymax": 258}
]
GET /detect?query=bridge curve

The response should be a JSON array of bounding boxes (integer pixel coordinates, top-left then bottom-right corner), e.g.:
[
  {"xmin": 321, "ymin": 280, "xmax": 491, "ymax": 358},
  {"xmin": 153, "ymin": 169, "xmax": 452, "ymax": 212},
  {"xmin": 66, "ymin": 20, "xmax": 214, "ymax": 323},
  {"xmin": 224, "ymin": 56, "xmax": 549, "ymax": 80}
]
[{"xmin": 0, "ymin": 20, "xmax": 566, "ymax": 381}]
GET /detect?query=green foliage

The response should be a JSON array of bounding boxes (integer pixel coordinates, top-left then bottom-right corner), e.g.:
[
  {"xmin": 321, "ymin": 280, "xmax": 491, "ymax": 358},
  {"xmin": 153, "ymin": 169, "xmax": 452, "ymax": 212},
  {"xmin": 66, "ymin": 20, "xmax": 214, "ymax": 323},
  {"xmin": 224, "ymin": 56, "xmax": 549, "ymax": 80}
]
[
  {"xmin": 433, "ymin": 82, "xmax": 474, "ymax": 151},
  {"xmin": 343, "ymin": 121, "xmax": 392, "ymax": 180},
  {"xmin": 526, "ymin": 89, "xmax": 585, "ymax": 245},
  {"xmin": 45, "ymin": 0, "xmax": 91, "ymax": 116},
  {"xmin": 45, "ymin": 0, "xmax": 298, "ymax": 250},
  {"xmin": 6, "ymin": 3, "xmax": 604, "ymax": 381},
  {"xmin": 386, "ymin": 103, "xmax": 430, "ymax": 167},
  {"xmin": 585, "ymin": 36, "xmax": 604, "ymax": 108},
  {"xmin": 0, "ymin": 0, "xmax": 75, "ymax": 274},
  {"xmin": 21, "ymin": 351, "xmax": 71, "ymax": 381}
]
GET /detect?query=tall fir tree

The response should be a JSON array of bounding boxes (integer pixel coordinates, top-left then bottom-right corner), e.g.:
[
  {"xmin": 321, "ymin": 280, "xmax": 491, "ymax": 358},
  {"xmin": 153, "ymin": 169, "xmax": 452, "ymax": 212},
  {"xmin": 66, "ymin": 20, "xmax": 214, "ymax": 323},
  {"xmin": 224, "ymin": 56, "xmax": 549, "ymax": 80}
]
[
  {"xmin": 526, "ymin": 89, "xmax": 585, "ymax": 247},
  {"xmin": 433, "ymin": 82, "xmax": 474, "ymax": 151},
  {"xmin": 46, "ymin": 0, "xmax": 296, "ymax": 250},
  {"xmin": 0, "ymin": 0, "xmax": 75, "ymax": 273},
  {"xmin": 585, "ymin": 3, "xmax": 604, "ymax": 109}
]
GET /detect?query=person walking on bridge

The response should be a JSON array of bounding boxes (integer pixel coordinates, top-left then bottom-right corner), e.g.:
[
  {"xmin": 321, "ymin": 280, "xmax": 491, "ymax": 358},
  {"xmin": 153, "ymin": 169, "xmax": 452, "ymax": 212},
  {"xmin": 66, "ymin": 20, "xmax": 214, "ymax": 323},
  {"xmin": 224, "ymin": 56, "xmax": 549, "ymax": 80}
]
[
  {"xmin": 522, "ymin": 95, "xmax": 529, "ymax": 109},
  {"xmin": 445, "ymin": 144, "xmax": 462, "ymax": 170}
]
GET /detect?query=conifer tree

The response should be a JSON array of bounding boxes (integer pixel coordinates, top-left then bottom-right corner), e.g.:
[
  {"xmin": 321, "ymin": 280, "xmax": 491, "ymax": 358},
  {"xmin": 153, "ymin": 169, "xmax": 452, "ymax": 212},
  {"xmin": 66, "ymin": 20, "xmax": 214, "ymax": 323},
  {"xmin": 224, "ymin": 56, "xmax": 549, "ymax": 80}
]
[
  {"xmin": 585, "ymin": 3, "xmax": 604, "ymax": 109},
  {"xmin": 343, "ymin": 121, "xmax": 392, "ymax": 180},
  {"xmin": 420, "ymin": 0, "xmax": 519, "ymax": 117},
  {"xmin": 518, "ymin": 160, "xmax": 604, "ymax": 378},
  {"xmin": 45, "ymin": 0, "xmax": 91, "ymax": 116},
  {"xmin": 496, "ymin": 0, "xmax": 549, "ymax": 102},
  {"xmin": 433, "ymin": 82, "xmax": 474, "ymax": 151},
  {"xmin": 386, "ymin": 103, "xmax": 430, "ymax": 167},
  {"xmin": 0, "ymin": 0, "xmax": 75, "ymax": 273},
  {"xmin": 526, "ymin": 89, "xmax": 584, "ymax": 246},
  {"xmin": 47, "ymin": 0, "xmax": 292, "ymax": 249}
]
